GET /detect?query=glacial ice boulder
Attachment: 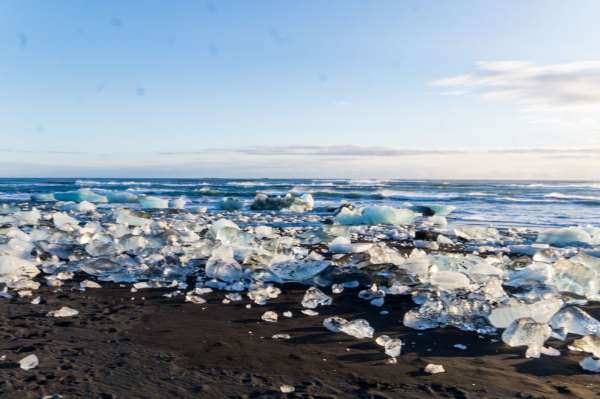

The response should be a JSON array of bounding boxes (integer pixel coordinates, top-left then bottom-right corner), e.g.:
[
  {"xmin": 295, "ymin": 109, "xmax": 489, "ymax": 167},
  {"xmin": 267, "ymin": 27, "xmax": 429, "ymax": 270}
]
[
  {"xmin": 502, "ymin": 318, "xmax": 551, "ymax": 358},
  {"xmin": 250, "ymin": 192, "xmax": 314, "ymax": 212},
  {"xmin": 55, "ymin": 189, "xmax": 108, "ymax": 203},
  {"xmin": 138, "ymin": 196, "xmax": 169, "ymax": 209},
  {"xmin": 488, "ymin": 298, "xmax": 563, "ymax": 328},
  {"xmin": 335, "ymin": 205, "xmax": 417, "ymax": 226},
  {"xmin": 537, "ymin": 227, "xmax": 594, "ymax": 247},
  {"xmin": 0, "ymin": 256, "xmax": 40, "ymax": 281}
]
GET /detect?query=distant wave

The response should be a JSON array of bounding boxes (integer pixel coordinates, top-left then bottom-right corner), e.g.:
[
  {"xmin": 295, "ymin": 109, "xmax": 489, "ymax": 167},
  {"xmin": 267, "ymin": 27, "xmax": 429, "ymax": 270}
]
[
  {"xmin": 545, "ymin": 192, "xmax": 600, "ymax": 202},
  {"xmin": 376, "ymin": 190, "xmax": 461, "ymax": 200},
  {"xmin": 76, "ymin": 180, "xmax": 203, "ymax": 187}
]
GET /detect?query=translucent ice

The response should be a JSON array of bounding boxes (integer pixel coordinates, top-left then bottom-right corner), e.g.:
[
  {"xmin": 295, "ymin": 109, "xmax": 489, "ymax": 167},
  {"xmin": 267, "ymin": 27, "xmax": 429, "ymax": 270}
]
[
  {"xmin": 0, "ymin": 256, "xmax": 40, "ymax": 281},
  {"xmin": 579, "ymin": 356, "xmax": 600, "ymax": 373},
  {"xmin": 19, "ymin": 354, "xmax": 39, "ymax": 370},
  {"xmin": 323, "ymin": 317, "xmax": 374, "ymax": 339},
  {"xmin": 301, "ymin": 287, "xmax": 332, "ymax": 309},
  {"xmin": 138, "ymin": 196, "xmax": 169, "ymax": 209},
  {"xmin": 501, "ymin": 318, "xmax": 551, "ymax": 358},
  {"xmin": 488, "ymin": 298, "xmax": 563, "ymax": 328},
  {"xmin": 429, "ymin": 271, "xmax": 471, "ymax": 291},
  {"xmin": 537, "ymin": 227, "xmax": 593, "ymax": 247},
  {"xmin": 550, "ymin": 306, "xmax": 600, "ymax": 339},
  {"xmin": 55, "ymin": 188, "xmax": 108, "ymax": 203},
  {"xmin": 269, "ymin": 260, "xmax": 329, "ymax": 283},
  {"xmin": 335, "ymin": 205, "xmax": 417, "ymax": 226},
  {"xmin": 218, "ymin": 197, "xmax": 243, "ymax": 211}
]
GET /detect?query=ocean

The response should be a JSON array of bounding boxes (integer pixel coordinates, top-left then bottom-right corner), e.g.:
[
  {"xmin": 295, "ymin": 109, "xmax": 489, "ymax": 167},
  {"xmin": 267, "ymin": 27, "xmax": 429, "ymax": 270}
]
[{"xmin": 1, "ymin": 178, "xmax": 599, "ymax": 228}]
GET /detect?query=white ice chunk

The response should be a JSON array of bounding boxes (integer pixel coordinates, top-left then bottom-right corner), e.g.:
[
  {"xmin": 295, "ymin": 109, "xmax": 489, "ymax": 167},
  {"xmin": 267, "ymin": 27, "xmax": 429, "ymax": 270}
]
[
  {"xmin": 424, "ymin": 363, "xmax": 445, "ymax": 374},
  {"xmin": 537, "ymin": 227, "xmax": 593, "ymax": 247},
  {"xmin": 261, "ymin": 311, "xmax": 278, "ymax": 322},
  {"xmin": 501, "ymin": 318, "xmax": 551, "ymax": 358},
  {"xmin": 488, "ymin": 298, "xmax": 563, "ymax": 328},
  {"xmin": 335, "ymin": 205, "xmax": 417, "ymax": 226},
  {"xmin": 301, "ymin": 287, "xmax": 332, "ymax": 309},
  {"xmin": 138, "ymin": 196, "xmax": 169, "ymax": 209},
  {"xmin": 47, "ymin": 306, "xmax": 79, "ymax": 318},
  {"xmin": 19, "ymin": 354, "xmax": 39, "ymax": 370}
]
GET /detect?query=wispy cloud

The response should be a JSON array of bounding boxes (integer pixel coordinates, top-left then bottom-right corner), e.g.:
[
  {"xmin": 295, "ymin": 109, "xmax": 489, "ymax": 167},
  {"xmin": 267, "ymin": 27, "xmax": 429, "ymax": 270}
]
[
  {"xmin": 431, "ymin": 61, "xmax": 600, "ymax": 130},
  {"xmin": 158, "ymin": 145, "xmax": 600, "ymax": 157}
]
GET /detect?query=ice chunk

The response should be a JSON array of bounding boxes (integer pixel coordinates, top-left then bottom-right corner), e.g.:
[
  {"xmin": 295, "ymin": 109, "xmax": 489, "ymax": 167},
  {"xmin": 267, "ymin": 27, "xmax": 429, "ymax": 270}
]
[
  {"xmin": 488, "ymin": 298, "xmax": 563, "ymax": 328},
  {"xmin": 55, "ymin": 188, "xmax": 108, "ymax": 203},
  {"xmin": 19, "ymin": 354, "xmax": 39, "ymax": 370},
  {"xmin": 550, "ymin": 306, "xmax": 600, "ymax": 339},
  {"xmin": 251, "ymin": 192, "xmax": 314, "ymax": 212},
  {"xmin": 580, "ymin": 356, "xmax": 600, "ymax": 373},
  {"xmin": 58, "ymin": 201, "xmax": 96, "ymax": 213},
  {"xmin": 571, "ymin": 335, "xmax": 600, "ymax": 357},
  {"xmin": 552, "ymin": 258, "xmax": 599, "ymax": 299},
  {"xmin": 328, "ymin": 236, "xmax": 352, "ymax": 254},
  {"xmin": 138, "ymin": 196, "xmax": 169, "ymax": 209},
  {"xmin": 114, "ymin": 209, "xmax": 151, "ymax": 227},
  {"xmin": 505, "ymin": 262, "xmax": 553, "ymax": 287},
  {"xmin": 52, "ymin": 212, "xmax": 79, "ymax": 231},
  {"xmin": 218, "ymin": 197, "xmax": 243, "ymax": 211},
  {"xmin": 205, "ymin": 246, "xmax": 243, "ymax": 282},
  {"xmin": 0, "ymin": 256, "xmax": 40, "ymax": 280},
  {"xmin": 47, "ymin": 306, "xmax": 79, "ymax": 318},
  {"xmin": 301, "ymin": 309, "xmax": 319, "ymax": 316},
  {"xmin": 280, "ymin": 385, "xmax": 295, "ymax": 393},
  {"xmin": 424, "ymin": 363, "xmax": 445, "ymax": 374},
  {"xmin": 323, "ymin": 317, "xmax": 374, "ymax": 339},
  {"xmin": 383, "ymin": 338, "xmax": 402, "ymax": 357},
  {"xmin": 169, "ymin": 197, "xmax": 186, "ymax": 209},
  {"xmin": 261, "ymin": 311, "xmax": 278, "ymax": 322},
  {"xmin": 429, "ymin": 271, "xmax": 471, "ymax": 291},
  {"xmin": 101, "ymin": 190, "xmax": 139, "ymax": 203},
  {"xmin": 247, "ymin": 285, "xmax": 281, "ymax": 305},
  {"xmin": 301, "ymin": 287, "xmax": 332, "ymax": 309},
  {"xmin": 31, "ymin": 193, "xmax": 56, "ymax": 202},
  {"xmin": 13, "ymin": 208, "xmax": 41, "ymax": 226},
  {"xmin": 335, "ymin": 205, "xmax": 417, "ymax": 226},
  {"xmin": 537, "ymin": 227, "xmax": 593, "ymax": 247},
  {"xmin": 272, "ymin": 333, "xmax": 291, "ymax": 340},
  {"xmin": 501, "ymin": 318, "xmax": 551, "ymax": 358},
  {"xmin": 269, "ymin": 260, "xmax": 329, "ymax": 282},
  {"xmin": 80, "ymin": 280, "xmax": 101, "ymax": 289}
]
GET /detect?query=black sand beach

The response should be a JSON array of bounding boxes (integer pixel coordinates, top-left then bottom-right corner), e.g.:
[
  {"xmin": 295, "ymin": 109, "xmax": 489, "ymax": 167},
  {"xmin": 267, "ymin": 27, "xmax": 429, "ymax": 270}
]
[{"xmin": 2, "ymin": 276, "xmax": 599, "ymax": 399}]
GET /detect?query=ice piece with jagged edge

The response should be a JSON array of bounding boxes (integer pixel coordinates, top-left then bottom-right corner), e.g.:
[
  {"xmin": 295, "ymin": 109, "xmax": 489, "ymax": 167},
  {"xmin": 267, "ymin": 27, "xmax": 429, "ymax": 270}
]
[
  {"xmin": 428, "ymin": 270, "xmax": 471, "ymax": 291},
  {"xmin": 550, "ymin": 306, "xmax": 600, "ymax": 339},
  {"xmin": 205, "ymin": 246, "xmax": 244, "ymax": 282},
  {"xmin": 301, "ymin": 287, "xmax": 332, "ymax": 309},
  {"xmin": 19, "ymin": 354, "xmax": 39, "ymax": 370},
  {"xmin": 323, "ymin": 317, "xmax": 374, "ymax": 339},
  {"xmin": 501, "ymin": 318, "xmax": 551, "ymax": 358},
  {"xmin": 268, "ymin": 260, "xmax": 330, "ymax": 283},
  {"xmin": 488, "ymin": 298, "xmax": 563, "ymax": 328},
  {"xmin": 570, "ymin": 335, "xmax": 600, "ymax": 357}
]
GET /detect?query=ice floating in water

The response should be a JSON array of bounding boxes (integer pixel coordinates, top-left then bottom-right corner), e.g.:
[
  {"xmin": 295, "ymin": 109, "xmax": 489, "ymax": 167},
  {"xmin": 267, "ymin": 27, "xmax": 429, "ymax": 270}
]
[
  {"xmin": 101, "ymin": 190, "xmax": 139, "ymax": 203},
  {"xmin": 218, "ymin": 197, "xmax": 243, "ymax": 211},
  {"xmin": 138, "ymin": 196, "xmax": 169, "ymax": 209},
  {"xmin": 502, "ymin": 318, "xmax": 551, "ymax": 358},
  {"xmin": 31, "ymin": 193, "xmax": 56, "ymax": 202},
  {"xmin": 55, "ymin": 189, "xmax": 108, "ymax": 203},
  {"xmin": 251, "ymin": 192, "xmax": 314, "ymax": 212},
  {"xmin": 302, "ymin": 287, "xmax": 332, "ymax": 309},
  {"xmin": 171, "ymin": 197, "xmax": 187, "ymax": 209},
  {"xmin": 19, "ymin": 354, "xmax": 39, "ymax": 370},
  {"xmin": 335, "ymin": 205, "xmax": 417, "ymax": 226}
]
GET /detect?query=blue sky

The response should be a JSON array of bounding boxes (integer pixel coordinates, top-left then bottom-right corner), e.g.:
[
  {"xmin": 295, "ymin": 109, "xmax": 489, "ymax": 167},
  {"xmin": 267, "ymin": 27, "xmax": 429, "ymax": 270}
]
[{"xmin": 1, "ymin": 0, "xmax": 599, "ymax": 178}]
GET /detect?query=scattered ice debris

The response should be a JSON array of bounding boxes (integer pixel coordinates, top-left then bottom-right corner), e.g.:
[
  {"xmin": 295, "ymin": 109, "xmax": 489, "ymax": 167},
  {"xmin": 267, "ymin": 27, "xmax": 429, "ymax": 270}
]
[
  {"xmin": 579, "ymin": 356, "xmax": 600, "ymax": 373},
  {"xmin": 282, "ymin": 311, "xmax": 293, "ymax": 318},
  {"xmin": 19, "ymin": 354, "xmax": 39, "ymax": 370},
  {"xmin": 185, "ymin": 291, "xmax": 207, "ymax": 304},
  {"xmin": 261, "ymin": 311, "xmax": 278, "ymax": 322},
  {"xmin": 31, "ymin": 296, "xmax": 41, "ymax": 305},
  {"xmin": 279, "ymin": 384, "xmax": 295, "ymax": 393},
  {"xmin": 424, "ymin": 363, "xmax": 445, "ymax": 374},
  {"xmin": 272, "ymin": 333, "xmax": 291, "ymax": 340},
  {"xmin": 301, "ymin": 287, "xmax": 332, "ymax": 309},
  {"xmin": 375, "ymin": 335, "xmax": 402, "ymax": 358},
  {"xmin": 47, "ymin": 306, "xmax": 79, "ymax": 318},
  {"xmin": 454, "ymin": 344, "xmax": 467, "ymax": 350}
]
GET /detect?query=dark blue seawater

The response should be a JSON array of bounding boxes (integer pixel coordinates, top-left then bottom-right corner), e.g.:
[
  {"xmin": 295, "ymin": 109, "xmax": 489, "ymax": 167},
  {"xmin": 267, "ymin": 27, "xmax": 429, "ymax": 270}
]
[{"xmin": 1, "ymin": 178, "xmax": 599, "ymax": 228}]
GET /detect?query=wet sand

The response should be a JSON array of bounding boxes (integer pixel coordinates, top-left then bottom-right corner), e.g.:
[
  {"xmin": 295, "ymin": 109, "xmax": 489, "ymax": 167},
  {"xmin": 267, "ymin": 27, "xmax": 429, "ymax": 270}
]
[{"xmin": 1, "ymin": 278, "xmax": 599, "ymax": 399}]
